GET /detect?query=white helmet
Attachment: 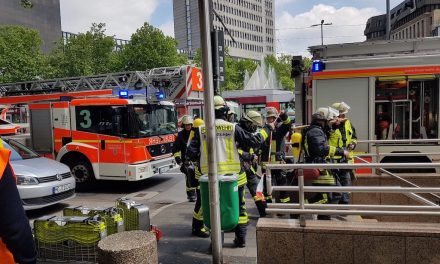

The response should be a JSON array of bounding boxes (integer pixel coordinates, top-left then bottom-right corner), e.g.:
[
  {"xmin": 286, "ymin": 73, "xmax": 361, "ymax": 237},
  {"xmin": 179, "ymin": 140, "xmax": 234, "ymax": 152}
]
[
  {"xmin": 312, "ymin": 107, "xmax": 339, "ymax": 121},
  {"xmin": 331, "ymin": 102, "xmax": 351, "ymax": 115},
  {"xmin": 181, "ymin": 115, "xmax": 194, "ymax": 125}
]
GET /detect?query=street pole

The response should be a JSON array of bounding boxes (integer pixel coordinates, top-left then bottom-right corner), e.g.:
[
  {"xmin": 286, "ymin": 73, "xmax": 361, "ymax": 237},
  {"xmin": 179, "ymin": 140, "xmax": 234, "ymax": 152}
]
[
  {"xmin": 386, "ymin": 0, "xmax": 391, "ymax": 40},
  {"xmin": 311, "ymin": 20, "xmax": 332, "ymax": 47},
  {"xmin": 198, "ymin": 0, "xmax": 223, "ymax": 263}
]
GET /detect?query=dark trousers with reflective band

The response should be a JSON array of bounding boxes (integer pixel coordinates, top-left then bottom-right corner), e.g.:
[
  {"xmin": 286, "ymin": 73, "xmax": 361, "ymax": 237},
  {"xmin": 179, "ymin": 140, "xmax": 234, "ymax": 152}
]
[
  {"xmin": 246, "ymin": 174, "xmax": 267, "ymax": 217},
  {"xmin": 309, "ymin": 170, "xmax": 335, "ymax": 219},
  {"xmin": 263, "ymin": 169, "xmax": 290, "ymax": 204},
  {"xmin": 182, "ymin": 166, "xmax": 196, "ymax": 198},
  {"xmin": 234, "ymin": 185, "xmax": 248, "ymax": 241},
  {"xmin": 192, "ymin": 188, "xmax": 204, "ymax": 231},
  {"xmin": 334, "ymin": 169, "xmax": 352, "ymax": 204}
]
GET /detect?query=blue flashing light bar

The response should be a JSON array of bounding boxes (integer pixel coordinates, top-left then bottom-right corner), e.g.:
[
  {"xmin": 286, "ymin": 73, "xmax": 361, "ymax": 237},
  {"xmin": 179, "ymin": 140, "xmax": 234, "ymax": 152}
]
[
  {"xmin": 118, "ymin": 89, "xmax": 129, "ymax": 99},
  {"xmin": 156, "ymin": 91, "xmax": 165, "ymax": 100},
  {"xmin": 312, "ymin": 60, "xmax": 325, "ymax": 72}
]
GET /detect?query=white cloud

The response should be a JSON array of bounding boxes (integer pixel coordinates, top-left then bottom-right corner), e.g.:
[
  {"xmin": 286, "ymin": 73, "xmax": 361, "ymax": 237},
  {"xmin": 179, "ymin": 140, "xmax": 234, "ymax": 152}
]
[
  {"xmin": 158, "ymin": 20, "xmax": 174, "ymax": 38},
  {"xmin": 60, "ymin": 0, "xmax": 160, "ymax": 40},
  {"xmin": 276, "ymin": 4, "xmax": 380, "ymax": 57}
]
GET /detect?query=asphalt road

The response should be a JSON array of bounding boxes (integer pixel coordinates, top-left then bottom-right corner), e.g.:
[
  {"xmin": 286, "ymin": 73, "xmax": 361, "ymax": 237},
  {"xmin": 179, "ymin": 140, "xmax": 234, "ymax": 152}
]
[{"xmin": 26, "ymin": 168, "xmax": 187, "ymax": 224}]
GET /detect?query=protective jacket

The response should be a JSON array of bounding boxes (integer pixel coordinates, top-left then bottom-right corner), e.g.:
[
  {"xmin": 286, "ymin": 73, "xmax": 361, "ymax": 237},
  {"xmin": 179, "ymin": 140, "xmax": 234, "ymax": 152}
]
[
  {"xmin": 303, "ymin": 122, "xmax": 345, "ymax": 185},
  {"xmin": 172, "ymin": 129, "xmax": 191, "ymax": 163},
  {"xmin": 0, "ymin": 147, "xmax": 37, "ymax": 264},
  {"xmin": 186, "ymin": 119, "xmax": 270, "ymax": 187},
  {"xmin": 329, "ymin": 119, "xmax": 357, "ymax": 162},
  {"xmin": 260, "ymin": 113, "xmax": 291, "ymax": 164}
]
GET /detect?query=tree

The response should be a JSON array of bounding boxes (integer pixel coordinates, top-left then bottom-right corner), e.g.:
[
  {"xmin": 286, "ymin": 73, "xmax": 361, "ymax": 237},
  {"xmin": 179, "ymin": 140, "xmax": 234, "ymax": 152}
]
[
  {"xmin": 46, "ymin": 23, "xmax": 119, "ymax": 78},
  {"xmin": 0, "ymin": 26, "xmax": 44, "ymax": 83},
  {"xmin": 222, "ymin": 55, "xmax": 258, "ymax": 91},
  {"xmin": 121, "ymin": 22, "xmax": 187, "ymax": 70}
]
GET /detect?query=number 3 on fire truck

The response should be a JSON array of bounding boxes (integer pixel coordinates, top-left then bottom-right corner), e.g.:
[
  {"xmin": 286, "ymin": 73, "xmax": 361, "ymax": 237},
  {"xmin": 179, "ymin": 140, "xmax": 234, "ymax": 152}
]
[{"xmin": 79, "ymin": 110, "xmax": 92, "ymax": 129}]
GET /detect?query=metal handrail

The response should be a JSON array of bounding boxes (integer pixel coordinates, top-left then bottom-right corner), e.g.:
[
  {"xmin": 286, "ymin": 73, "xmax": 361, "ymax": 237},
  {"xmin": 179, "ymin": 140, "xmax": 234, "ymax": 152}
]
[
  {"xmin": 265, "ymin": 162, "xmax": 440, "ymax": 226},
  {"xmin": 357, "ymin": 139, "xmax": 440, "ymax": 144}
]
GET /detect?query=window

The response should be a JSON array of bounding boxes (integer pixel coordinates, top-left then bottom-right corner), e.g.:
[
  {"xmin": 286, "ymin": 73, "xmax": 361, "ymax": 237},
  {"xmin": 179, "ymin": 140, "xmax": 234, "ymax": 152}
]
[{"xmin": 76, "ymin": 106, "xmax": 128, "ymax": 137}]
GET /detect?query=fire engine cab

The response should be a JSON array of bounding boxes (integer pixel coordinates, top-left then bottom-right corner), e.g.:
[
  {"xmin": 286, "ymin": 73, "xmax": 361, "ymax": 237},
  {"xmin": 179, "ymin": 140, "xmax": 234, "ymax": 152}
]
[{"xmin": 0, "ymin": 65, "xmax": 203, "ymax": 188}]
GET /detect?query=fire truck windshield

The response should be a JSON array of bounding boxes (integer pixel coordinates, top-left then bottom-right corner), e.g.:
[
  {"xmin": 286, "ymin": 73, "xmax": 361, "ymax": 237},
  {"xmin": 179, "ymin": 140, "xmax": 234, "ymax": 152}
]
[{"xmin": 130, "ymin": 104, "xmax": 177, "ymax": 137}]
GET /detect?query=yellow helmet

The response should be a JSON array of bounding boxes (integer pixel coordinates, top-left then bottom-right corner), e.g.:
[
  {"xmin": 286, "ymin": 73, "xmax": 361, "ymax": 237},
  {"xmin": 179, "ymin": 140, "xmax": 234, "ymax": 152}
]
[
  {"xmin": 244, "ymin": 110, "xmax": 263, "ymax": 126},
  {"xmin": 331, "ymin": 102, "xmax": 351, "ymax": 115},
  {"xmin": 193, "ymin": 118, "xmax": 205, "ymax": 128},
  {"xmin": 181, "ymin": 115, "xmax": 194, "ymax": 125},
  {"xmin": 214, "ymin": 95, "xmax": 226, "ymax": 110}
]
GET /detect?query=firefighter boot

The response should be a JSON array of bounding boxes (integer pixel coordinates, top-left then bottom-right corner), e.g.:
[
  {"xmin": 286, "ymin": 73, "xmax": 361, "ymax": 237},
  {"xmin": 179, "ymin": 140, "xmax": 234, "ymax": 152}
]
[
  {"xmin": 187, "ymin": 189, "xmax": 196, "ymax": 202},
  {"xmin": 192, "ymin": 218, "xmax": 210, "ymax": 238},
  {"xmin": 233, "ymin": 224, "xmax": 247, "ymax": 248},
  {"xmin": 255, "ymin": 200, "xmax": 267, "ymax": 217}
]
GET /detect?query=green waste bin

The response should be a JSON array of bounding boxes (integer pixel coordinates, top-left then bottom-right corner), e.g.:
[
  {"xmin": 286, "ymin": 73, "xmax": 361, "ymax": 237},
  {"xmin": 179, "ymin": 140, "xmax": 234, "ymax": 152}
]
[{"xmin": 200, "ymin": 174, "xmax": 239, "ymax": 231}]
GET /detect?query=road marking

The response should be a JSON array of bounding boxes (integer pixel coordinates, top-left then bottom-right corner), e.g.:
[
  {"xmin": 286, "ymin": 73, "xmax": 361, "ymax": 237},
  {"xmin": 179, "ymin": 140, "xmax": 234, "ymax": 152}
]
[{"xmin": 161, "ymin": 172, "xmax": 183, "ymax": 175}]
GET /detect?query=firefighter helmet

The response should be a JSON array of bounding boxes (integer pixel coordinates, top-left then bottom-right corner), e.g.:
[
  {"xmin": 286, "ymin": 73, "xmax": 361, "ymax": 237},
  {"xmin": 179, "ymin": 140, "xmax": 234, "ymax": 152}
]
[
  {"xmin": 331, "ymin": 102, "xmax": 351, "ymax": 115},
  {"xmin": 193, "ymin": 118, "xmax": 204, "ymax": 128},
  {"xmin": 266, "ymin": 107, "xmax": 278, "ymax": 118},
  {"xmin": 181, "ymin": 115, "xmax": 194, "ymax": 125},
  {"xmin": 244, "ymin": 110, "xmax": 263, "ymax": 126},
  {"xmin": 312, "ymin": 107, "xmax": 339, "ymax": 121},
  {"xmin": 214, "ymin": 95, "xmax": 227, "ymax": 110}
]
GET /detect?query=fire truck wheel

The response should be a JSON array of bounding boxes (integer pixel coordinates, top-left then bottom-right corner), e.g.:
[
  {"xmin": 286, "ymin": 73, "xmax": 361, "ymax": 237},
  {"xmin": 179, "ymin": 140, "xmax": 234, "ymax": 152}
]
[{"xmin": 67, "ymin": 159, "xmax": 96, "ymax": 190}]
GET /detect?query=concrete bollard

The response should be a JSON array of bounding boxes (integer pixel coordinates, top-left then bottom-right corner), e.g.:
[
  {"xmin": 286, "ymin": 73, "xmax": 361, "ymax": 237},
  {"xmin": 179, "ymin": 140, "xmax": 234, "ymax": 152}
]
[{"xmin": 98, "ymin": 230, "xmax": 158, "ymax": 264}]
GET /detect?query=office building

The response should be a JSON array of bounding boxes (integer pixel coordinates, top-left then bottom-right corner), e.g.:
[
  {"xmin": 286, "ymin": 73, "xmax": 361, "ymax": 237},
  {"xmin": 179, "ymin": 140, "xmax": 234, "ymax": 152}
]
[
  {"xmin": 173, "ymin": 0, "xmax": 275, "ymax": 61},
  {"xmin": 0, "ymin": 0, "xmax": 61, "ymax": 53},
  {"xmin": 364, "ymin": 0, "xmax": 440, "ymax": 41}
]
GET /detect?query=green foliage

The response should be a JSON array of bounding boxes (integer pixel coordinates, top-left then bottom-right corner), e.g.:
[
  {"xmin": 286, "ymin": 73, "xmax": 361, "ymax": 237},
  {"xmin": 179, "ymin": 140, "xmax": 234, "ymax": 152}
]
[
  {"xmin": 0, "ymin": 26, "xmax": 44, "ymax": 82},
  {"xmin": 222, "ymin": 55, "xmax": 258, "ymax": 91},
  {"xmin": 121, "ymin": 22, "xmax": 187, "ymax": 70},
  {"xmin": 46, "ymin": 23, "xmax": 118, "ymax": 78}
]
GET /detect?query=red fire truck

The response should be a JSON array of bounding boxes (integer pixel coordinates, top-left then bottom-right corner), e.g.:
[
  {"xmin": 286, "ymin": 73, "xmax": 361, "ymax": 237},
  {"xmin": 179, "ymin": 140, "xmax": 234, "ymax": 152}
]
[{"xmin": 0, "ymin": 65, "xmax": 203, "ymax": 188}]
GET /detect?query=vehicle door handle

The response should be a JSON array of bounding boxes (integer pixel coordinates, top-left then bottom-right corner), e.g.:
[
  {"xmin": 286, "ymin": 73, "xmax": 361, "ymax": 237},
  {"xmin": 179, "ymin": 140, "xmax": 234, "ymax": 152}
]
[{"xmin": 101, "ymin": 140, "xmax": 105, "ymax": 150}]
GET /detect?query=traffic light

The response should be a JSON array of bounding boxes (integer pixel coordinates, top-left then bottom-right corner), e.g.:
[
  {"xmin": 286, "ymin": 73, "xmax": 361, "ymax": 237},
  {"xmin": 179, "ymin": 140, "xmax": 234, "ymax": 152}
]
[{"xmin": 291, "ymin": 56, "xmax": 303, "ymax": 78}]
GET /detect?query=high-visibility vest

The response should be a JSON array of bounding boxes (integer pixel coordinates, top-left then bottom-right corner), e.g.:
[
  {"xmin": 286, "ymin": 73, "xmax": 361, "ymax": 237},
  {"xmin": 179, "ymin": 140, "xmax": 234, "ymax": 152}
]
[
  {"xmin": 329, "ymin": 119, "xmax": 356, "ymax": 162},
  {"xmin": 198, "ymin": 119, "xmax": 243, "ymax": 184},
  {"xmin": 0, "ymin": 140, "xmax": 15, "ymax": 264}
]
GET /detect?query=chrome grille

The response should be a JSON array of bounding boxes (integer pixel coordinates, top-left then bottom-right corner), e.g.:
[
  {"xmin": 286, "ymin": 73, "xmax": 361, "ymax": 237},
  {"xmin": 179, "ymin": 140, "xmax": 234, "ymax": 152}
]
[{"xmin": 38, "ymin": 172, "xmax": 72, "ymax": 183}]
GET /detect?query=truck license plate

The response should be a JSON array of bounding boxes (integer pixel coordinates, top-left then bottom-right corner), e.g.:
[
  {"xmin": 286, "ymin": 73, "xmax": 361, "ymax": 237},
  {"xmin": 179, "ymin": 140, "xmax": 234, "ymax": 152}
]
[{"xmin": 53, "ymin": 183, "xmax": 71, "ymax": 194}]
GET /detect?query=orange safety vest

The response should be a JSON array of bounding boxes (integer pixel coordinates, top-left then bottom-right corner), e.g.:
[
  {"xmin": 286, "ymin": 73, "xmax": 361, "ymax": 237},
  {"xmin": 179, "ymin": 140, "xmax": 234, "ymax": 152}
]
[{"xmin": 0, "ymin": 145, "xmax": 16, "ymax": 264}]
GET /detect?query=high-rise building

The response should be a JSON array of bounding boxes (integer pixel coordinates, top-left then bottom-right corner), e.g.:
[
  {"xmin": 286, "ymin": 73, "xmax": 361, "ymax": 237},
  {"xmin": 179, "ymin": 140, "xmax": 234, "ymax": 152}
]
[
  {"xmin": 0, "ymin": 0, "xmax": 61, "ymax": 53},
  {"xmin": 364, "ymin": 0, "xmax": 440, "ymax": 41},
  {"xmin": 173, "ymin": 0, "xmax": 275, "ymax": 61}
]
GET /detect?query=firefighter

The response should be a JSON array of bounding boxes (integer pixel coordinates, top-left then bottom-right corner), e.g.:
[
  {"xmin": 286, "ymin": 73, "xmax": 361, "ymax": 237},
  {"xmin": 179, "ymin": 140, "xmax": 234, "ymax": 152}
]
[
  {"xmin": 0, "ymin": 139, "xmax": 37, "ymax": 264},
  {"xmin": 187, "ymin": 118, "xmax": 211, "ymax": 238},
  {"xmin": 330, "ymin": 102, "xmax": 358, "ymax": 204},
  {"xmin": 173, "ymin": 115, "xmax": 196, "ymax": 202},
  {"xmin": 303, "ymin": 107, "xmax": 349, "ymax": 220},
  {"xmin": 227, "ymin": 109, "xmax": 238, "ymax": 123},
  {"xmin": 237, "ymin": 110, "xmax": 267, "ymax": 217},
  {"xmin": 186, "ymin": 96, "xmax": 272, "ymax": 248},
  {"xmin": 260, "ymin": 107, "xmax": 292, "ymax": 205}
]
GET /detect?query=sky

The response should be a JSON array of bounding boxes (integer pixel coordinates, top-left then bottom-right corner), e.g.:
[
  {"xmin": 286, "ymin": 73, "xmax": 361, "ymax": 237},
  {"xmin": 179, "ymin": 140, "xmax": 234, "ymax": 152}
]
[{"xmin": 60, "ymin": 0, "xmax": 403, "ymax": 57}]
